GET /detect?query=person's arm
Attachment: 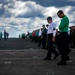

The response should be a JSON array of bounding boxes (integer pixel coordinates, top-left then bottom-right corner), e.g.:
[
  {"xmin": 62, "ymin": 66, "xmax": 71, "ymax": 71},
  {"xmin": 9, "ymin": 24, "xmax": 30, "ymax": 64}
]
[{"xmin": 52, "ymin": 26, "xmax": 56, "ymax": 42}]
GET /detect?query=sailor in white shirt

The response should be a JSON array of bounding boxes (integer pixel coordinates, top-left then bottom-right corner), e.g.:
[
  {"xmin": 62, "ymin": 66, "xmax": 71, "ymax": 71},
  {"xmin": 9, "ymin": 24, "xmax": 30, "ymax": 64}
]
[
  {"xmin": 44, "ymin": 16, "xmax": 59, "ymax": 60},
  {"xmin": 38, "ymin": 29, "xmax": 42, "ymax": 37},
  {"xmin": 38, "ymin": 28, "xmax": 42, "ymax": 47},
  {"xmin": 47, "ymin": 22, "xmax": 56, "ymax": 37}
]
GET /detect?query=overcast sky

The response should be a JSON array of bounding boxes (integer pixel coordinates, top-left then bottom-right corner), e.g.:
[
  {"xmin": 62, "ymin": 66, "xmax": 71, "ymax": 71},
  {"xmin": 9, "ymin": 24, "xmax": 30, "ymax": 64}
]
[{"xmin": 0, "ymin": 0, "xmax": 75, "ymax": 37}]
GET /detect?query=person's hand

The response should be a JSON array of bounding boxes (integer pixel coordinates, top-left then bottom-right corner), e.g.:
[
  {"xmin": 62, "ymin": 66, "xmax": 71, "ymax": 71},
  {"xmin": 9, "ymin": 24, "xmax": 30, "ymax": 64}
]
[
  {"xmin": 57, "ymin": 32, "xmax": 60, "ymax": 35},
  {"xmin": 52, "ymin": 36, "xmax": 55, "ymax": 42}
]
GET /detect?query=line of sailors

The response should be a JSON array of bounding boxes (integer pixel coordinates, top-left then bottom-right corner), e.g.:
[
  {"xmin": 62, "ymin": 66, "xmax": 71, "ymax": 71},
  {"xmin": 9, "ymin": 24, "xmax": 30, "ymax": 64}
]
[
  {"xmin": 27, "ymin": 10, "xmax": 75, "ymax": 65},
  {"xmin": 0, "ymin": 30, "xmax": 9, "ymax": 40},
  {"xmin": 28, "ymin": 16, "xmax": 75, "ymax": 65},
  {"xmin": 29, "ymin": 24, "xmax": 75, "ymax": 50}
]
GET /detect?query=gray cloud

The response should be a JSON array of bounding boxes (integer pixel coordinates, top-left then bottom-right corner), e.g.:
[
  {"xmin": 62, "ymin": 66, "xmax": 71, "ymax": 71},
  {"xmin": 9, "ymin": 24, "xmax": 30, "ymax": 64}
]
[
  {"xmin": 0, "ymin": 1, "xmax": 44, "ymax": 18},
  {"xmin": 18, "ymin": 0, "xmax": 75, "ymax": 7},
  {"xmin": 0, "ymin": 4, "xmax": 5, "ymax": 16},
  {"xmin": 0, "ymin": 0, "xmax": 14, "ymax": 5},
  {"xmin": 0, "ymin": 0, "xmax": 75, "ymax": 37}
]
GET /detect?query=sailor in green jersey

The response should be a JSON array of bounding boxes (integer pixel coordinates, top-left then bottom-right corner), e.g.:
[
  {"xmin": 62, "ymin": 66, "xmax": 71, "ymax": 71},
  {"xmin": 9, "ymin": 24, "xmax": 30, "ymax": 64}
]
[
  {"xmin": 57, "ymin": 10, "xmax": 71, "ymax": 65},
  {"xmin": 59, "ymin": 15, "xmax": 69, "ymax": 32}
]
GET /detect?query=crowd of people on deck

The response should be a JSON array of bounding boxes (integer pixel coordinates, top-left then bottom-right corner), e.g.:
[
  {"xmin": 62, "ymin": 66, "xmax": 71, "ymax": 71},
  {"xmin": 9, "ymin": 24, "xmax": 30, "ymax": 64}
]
[
  {"xmin": 0, "ymin": 30, "xmax": 9, "ymax": 40},
  {"xmin": 25, "ymin": 10, "xmax": 75, "ymax": 65},
  {"xmin": 26, "ymin": 20, "xmax": 75, "ymax": 50},
  {"xmin": 0, "ymin": 10, "xmax": 75, "ymax": 65},
  {"xmin": 26, "ymin": 25, "xmax": 75, "ymax": 48}
]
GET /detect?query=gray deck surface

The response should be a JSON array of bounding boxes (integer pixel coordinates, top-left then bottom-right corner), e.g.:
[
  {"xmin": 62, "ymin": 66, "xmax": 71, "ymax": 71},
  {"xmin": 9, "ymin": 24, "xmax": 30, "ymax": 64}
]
[{"xmin": 0, "ymin": 38, "xmax": 75, "ymax": 75}]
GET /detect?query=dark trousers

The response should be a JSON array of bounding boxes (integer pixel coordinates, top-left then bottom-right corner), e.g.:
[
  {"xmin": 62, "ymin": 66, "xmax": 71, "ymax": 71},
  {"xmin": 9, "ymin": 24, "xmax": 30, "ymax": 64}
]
[
  {"xmin": 56, "ymin": 32, "xmax": 71, "ymax": 62},
  {"xmin": 42, "ymin": 35, "xmax": 47, "ymax": 48},
  {"xmin": 38, "ymin": 36, "xmax": 42, "ymax": 46},
  {"xmin": 47, "ymin": 34, "xmax": 59, "ymax": 58}
]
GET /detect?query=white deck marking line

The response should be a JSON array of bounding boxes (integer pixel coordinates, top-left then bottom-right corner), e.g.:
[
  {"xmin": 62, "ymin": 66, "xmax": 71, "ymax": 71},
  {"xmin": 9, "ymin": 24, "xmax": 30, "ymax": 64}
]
[{"xmin": 0, "ymin": 57, "xmax": 43, "ymax": 60}]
